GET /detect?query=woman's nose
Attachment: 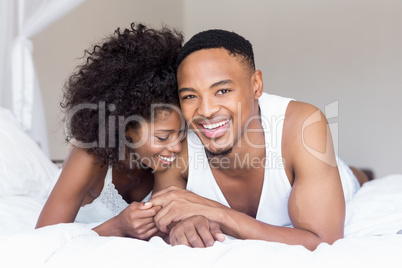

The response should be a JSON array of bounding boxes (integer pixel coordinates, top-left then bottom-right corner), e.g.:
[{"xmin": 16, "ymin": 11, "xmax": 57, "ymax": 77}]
[{"xmin": 167, "ymin": 139, "xmax": 182, "ymax": 153}]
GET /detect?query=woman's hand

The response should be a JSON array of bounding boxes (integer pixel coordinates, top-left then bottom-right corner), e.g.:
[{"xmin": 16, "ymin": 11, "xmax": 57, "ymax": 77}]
[{"xmin": 94, "ymin": 202, "xmax": 161, "ymax": 240}]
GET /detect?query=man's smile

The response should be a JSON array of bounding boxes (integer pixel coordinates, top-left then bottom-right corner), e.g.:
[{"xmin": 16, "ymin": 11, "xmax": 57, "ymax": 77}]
[
  {"xmin": 201, "ymin": 119, "xmax": 230, "ymax": 131},
  {"xmin": 196, "ymin": 118, "xmax": 231, "ymax": 139}
]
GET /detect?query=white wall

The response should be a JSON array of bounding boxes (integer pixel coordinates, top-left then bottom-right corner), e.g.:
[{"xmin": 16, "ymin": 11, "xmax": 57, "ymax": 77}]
[
  {"xmin": 32, "ymin": 0, "xmax": 184, "ymax": 161},
  {"xmin": 33, "ymin": 0, "xmax": 401, "ymax": 177},
  {"xmin": 183, "ymin": 0, "xmax": 402, "ymax": 177}
]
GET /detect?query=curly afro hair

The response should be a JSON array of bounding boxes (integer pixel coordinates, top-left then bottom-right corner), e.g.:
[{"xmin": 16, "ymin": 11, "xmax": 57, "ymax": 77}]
[
  {"xmin": 176, "ymin": 29, "xmax": 255, "ymax": 73},
  {"xmin": 61, "ymin": 23, "xmax": 183, "ymax": 168}
]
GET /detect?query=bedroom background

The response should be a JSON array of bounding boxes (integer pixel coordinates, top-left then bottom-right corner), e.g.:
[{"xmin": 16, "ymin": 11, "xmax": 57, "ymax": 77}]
[{"xmin": 2, "ymin": 0, "xmax": 401, "ymax": 178}]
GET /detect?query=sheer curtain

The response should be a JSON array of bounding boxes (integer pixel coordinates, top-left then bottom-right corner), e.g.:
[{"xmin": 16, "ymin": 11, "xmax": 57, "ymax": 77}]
[
  {"xmin": 0, "ymin": 0, "xmax": 85, "ymax": 156},
  {"xmin": 0, "ymin": 0, "xmax": 14, "ymax": 111}
]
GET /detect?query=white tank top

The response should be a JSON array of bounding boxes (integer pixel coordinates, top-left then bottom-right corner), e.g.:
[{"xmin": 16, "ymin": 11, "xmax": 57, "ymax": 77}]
[
  {"xmin": 186, "ymin": 93, "xmax": 360, "ymax": 227},
  {"xmin": 75, "ymin": 168, "xmax": 152, "ymax": 224}
]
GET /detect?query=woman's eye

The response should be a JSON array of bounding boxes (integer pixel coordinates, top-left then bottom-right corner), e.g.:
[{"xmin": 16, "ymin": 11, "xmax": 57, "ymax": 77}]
[
  {"xmin": 182, "ymin": 94, "xmax": 196, "ymax": 100},
  {"xmin": 217, "ymin": 89, "xmax": 230, "ymax": 95},
  {"xmin": 156, "ymin": 136, "xmax": 168, "ymax": 141}
]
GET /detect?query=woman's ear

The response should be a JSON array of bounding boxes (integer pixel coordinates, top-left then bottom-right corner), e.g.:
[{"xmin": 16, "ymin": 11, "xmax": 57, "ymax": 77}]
[{"xmin": 252, "ymin": 70, "xmax": 264, "ymax": 99}]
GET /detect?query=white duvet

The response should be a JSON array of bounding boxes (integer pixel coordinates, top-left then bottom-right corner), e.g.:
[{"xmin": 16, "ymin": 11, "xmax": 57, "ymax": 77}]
[
  {"xmin": 1, "ymin": 107, "xmax": 402, "ymax": 267},
  {"xmin": 1, "ymin": 175, "xmax": 402, "ymax": 268}
]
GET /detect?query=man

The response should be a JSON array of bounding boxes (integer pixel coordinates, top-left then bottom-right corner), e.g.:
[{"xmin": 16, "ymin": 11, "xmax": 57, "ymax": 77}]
[{"xmin": 150, "ymin": 29, "xmax": 368, "ymax": 250}]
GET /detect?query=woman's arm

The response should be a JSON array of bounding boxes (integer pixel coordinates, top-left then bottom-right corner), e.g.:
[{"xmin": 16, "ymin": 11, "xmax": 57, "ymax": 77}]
[
  {"xmin": 36, "ymin": 147, "xmax": 107, "ymax": 228},
  {"xmin": 36, "ymin": 147, "xmax": 161, "ymax": 239}
]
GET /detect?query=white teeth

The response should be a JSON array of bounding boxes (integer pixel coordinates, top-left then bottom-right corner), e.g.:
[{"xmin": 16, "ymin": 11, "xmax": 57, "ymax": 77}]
[
  {"xmin": 158, "ymin": 155, "xmax": 176, "ymax": 162},
  {"xmin": 202, "ymin": 119, "xmax": 229, "ymax": 130}
]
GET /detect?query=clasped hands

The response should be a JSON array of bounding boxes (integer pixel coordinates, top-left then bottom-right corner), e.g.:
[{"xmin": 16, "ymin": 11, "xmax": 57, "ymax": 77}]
[{"xmin": 115, "ymin": 186, "xmax": 225, "ymax": 247}]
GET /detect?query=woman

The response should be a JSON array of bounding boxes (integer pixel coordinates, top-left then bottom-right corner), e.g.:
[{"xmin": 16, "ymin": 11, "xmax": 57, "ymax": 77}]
[{"xmin": 36, "ymin": 23, "xmax": 186, "ymax": 240}]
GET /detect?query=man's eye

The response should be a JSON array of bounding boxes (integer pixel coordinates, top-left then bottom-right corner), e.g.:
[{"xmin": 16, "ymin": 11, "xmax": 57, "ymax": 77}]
[{"xmin": 217, "ymin": 89, "xmax": 230, "ymax": 95}]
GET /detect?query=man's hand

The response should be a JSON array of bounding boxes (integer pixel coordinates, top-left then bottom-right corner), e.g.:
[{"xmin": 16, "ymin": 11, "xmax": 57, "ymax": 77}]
[
  {"xmin": 150, "ymin": 186, "xmax": 226, "ymax": 233},
  {"xmin": 168, "ymin": 215, "xmax": 225, "ymax": 247}
]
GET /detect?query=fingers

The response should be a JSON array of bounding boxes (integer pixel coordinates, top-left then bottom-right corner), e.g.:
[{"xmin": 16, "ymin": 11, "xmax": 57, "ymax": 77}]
[
  {"xmin": 170, "ymin": 223, "xmax": 205, "ymax": 248},
  {"xmin": 128, "ymin": 202, "xmax": 161, "ymax": 218},
  {"xmin": 138, "ymin": 216, "xmax": 156, "ymax": 226},
  {"xmin": 152, "ymin": 205, "xmax": 162, "ymax": 213},
  {"xmin": 117, "ymin": 202, "xmax": 164, "ymax": 239},
  {"xmin": 143, "ymin": 227, "xmax": 159, "ymax": 239},
  {"xmin": 185, "ymin": 228, "xmax": 206, "ymax": 248},
  {"xmin": 195, "ymin": 223, "xmax": 215, "ymax": 247},
  {"xmin": 154, "ymin": 206, "xmax": 173, "ymax": 233},
  {"xmin": 136, "ymin": 221, "xmax": 159, "ymax": 240},
  {"xmin": 168, "ymin": 216, "xmax": 223, "ymax": 248},
  {"xmin": 148, "ymin": 195, "xmax": 165, "ymax": 207},
  {"xmin": 150, "ymin": 186, "xmax": 185, "ymax": 207},
  {"xmin": 210, "ymin": 221, "xmax": 225, "ymax": 242},
  {"xmin": 149, "ymin": 194, "xmax": 174, "ymax": 208},
  {"xmin": 138, "ymin": 202, "xmax": 163, "ymax": 215},
  {"xmin": 169, "ymin": 227, "xmax": 191, "ymax": 247},
  {"xmin": 138, "ymin": 202, "xmax": 153, "ymax": 209}
]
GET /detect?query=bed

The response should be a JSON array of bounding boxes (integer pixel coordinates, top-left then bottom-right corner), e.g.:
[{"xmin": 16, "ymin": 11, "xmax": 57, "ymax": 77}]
[{"xmin": 1, "ymin": 107, "xmax": 402, "ymax": 268}]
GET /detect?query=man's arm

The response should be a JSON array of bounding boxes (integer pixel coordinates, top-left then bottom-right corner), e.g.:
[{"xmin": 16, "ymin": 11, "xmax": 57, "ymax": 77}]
[
  {"xmin": 151, "ymin": 102, "xmax": 345, "ymax": 250},
  {"xmin": 286, "ymin": 102, "xmax": 345, "ymax": 244}
]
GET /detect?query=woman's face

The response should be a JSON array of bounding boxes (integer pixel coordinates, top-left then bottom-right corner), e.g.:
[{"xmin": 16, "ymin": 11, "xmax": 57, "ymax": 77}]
[{"xmin": 126, "ymin": 109, "xmax": 185, "ymax": 172}]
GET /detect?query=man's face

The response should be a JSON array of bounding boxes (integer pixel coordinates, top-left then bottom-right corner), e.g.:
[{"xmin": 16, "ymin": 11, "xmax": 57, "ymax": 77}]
[{"xmin": 177, "ymin": 48, "xmax": 262, "ymax": 156}]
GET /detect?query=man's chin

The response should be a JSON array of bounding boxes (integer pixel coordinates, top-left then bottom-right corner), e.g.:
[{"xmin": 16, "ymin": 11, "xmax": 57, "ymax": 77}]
[{"xmin": 205, "ymin": 146, "xmax": 233, "ymax": 158}]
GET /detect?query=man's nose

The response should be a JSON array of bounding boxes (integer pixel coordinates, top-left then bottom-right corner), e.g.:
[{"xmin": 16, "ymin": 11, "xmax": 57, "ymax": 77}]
[{"xmin": 197, "ymin": 97, "xmax": 220, "ymax": 118}]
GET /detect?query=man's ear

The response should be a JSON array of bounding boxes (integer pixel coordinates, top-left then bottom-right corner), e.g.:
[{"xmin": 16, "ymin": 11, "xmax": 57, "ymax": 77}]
[{"xmin": 252, "ymin": 70, "xmax": 264, "ymax": 99}]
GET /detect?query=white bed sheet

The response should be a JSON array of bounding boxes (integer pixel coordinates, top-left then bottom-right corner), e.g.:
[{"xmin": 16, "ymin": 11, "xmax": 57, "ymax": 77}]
[{"xmin": 1, "ymin": 175, "xmax": 401, "ymax": 268}]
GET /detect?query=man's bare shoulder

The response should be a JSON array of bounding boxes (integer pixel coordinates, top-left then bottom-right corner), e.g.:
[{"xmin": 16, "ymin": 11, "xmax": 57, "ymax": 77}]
[
  {"xmin": 283, "ymin": 100, "xmax": 327, "ymax": 140},
  {"xmin": 285, "ymin": 101, "xmax": 323, "ymax": 125},
  {"xmin": 283, "ymin": 100, "xmax": 337, "ymax": 172},
  {"xmin": 282, "ymin": 101, "xmax": 332, "ymax": 173}
]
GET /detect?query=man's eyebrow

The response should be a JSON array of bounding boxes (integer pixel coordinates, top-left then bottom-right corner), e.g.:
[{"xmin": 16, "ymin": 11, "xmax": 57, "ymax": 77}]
[
  {"xmin": 178, "ymin": 79, "xmax": 233, "ymax": 94},
  {"xmin": 210, "ymin": 79, "xmax": 233, "ymax": 88}
]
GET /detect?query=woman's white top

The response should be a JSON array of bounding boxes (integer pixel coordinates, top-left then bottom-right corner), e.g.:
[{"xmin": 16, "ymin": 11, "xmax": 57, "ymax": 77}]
[{"xmin": 75, "ymin": 168, "xmax": 152, "ymax": 224}]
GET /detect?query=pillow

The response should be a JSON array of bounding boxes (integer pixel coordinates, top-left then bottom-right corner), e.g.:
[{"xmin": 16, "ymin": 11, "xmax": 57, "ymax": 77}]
[
  {"xmin": 0, "ymin": 196, "xmax": 46, "ymax": 236},
  {"xmin": 0, "ymin": 107, "xmax": 59, "ymax": 198}
]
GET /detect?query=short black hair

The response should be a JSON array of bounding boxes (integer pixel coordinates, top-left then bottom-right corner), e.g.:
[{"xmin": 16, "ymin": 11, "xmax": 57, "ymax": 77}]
[{"xmin": 176, "ymin": 29, "xmax": 255, "ymax": 73}]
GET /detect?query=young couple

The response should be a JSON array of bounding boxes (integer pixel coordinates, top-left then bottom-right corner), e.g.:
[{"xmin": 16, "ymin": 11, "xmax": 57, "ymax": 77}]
[{"xmin": 36, "ymin": 23, "xmax": 368, "ymax": 251}]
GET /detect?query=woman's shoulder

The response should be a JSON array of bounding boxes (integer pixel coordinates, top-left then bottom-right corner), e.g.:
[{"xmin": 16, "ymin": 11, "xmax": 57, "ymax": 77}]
[{"xmin": 61, "ymin": 146, "xmax": 108, "ymax": 187}]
